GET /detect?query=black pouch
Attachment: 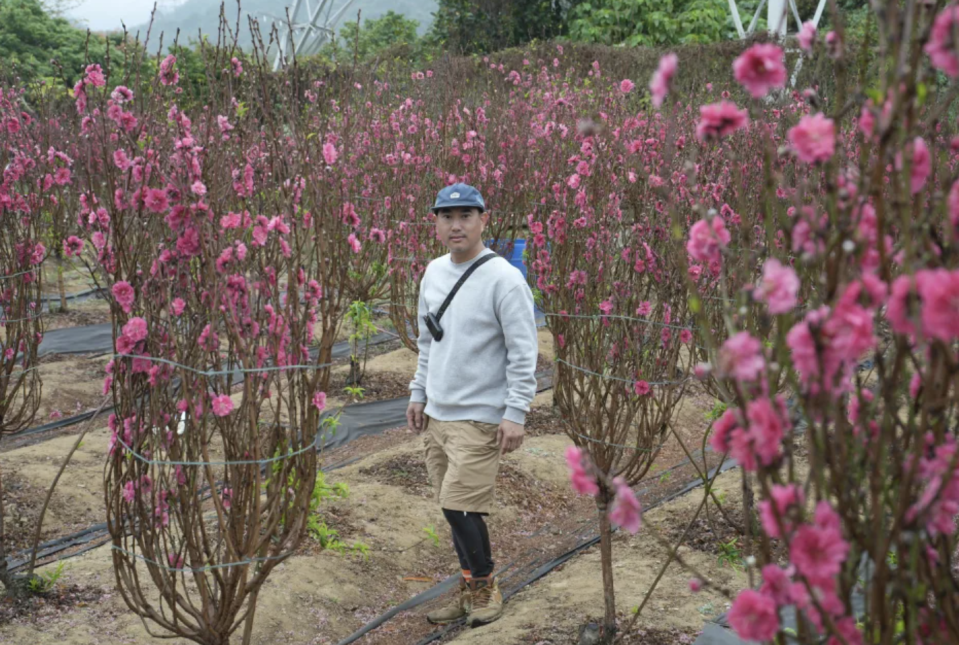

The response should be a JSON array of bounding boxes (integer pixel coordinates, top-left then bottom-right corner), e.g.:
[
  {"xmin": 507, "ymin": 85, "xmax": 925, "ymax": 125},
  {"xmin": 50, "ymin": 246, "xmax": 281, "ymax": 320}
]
[
  {"xmin": 424, "ymin": 311, "xmax": 444, "ymax": 341},
  {"xmin": 423, "ymin": 253, "xmax": 498, "ymax": 342}
]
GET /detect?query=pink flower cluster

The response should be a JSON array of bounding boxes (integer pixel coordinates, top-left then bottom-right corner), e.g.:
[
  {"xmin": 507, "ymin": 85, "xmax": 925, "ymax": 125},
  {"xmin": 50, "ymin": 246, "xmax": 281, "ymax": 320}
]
[
  {"xmin": 788, "ymin": 113, "xmax": 836, "ymax": 164},
  {"xmin": 565, "ymin": 447, "xmax": 642, "ymax": 535},
  {"xmin": 696, "ymin": 101, "xmax": 748, "ymax": 141},
  {"xmin": 733, "ymin": 44, "xmax": 786, "ymax": 98},
  {"xmin": 648, "ymin": 54, "xmax": 677, "ymax": 108},
  {"xmin": 159, "ymin": 55, "xmax": 179, "ymax": 86},
  {"xmin": 925, "ymin": 6, "xmax": 959, "ymax": 78},
  {"xmin": 754, "ymin": 259, "xmax": 799, "ymax": 314},
  {"xmin": 887, "ymin": 269, "xmax": 959, "ymax": 342},
  {"xmin": 709, "ymin": 396, "xmax": 788, "ymax": 471},
  {"xmin": 787, "ymin": 281, "xmax": 877, "ymax": 396},
  {"xmin": 717, "ymin": 332, "xmax": 764, "ymax": 382},
  {"xmin": 730, "ymin": 501, "xmax": 854, "ymax": 643},
  {"xmin": 686, "ymin": 217, "xmax": 731, "ymax": 267},
  {"xmin": 565, "ymin": 446, "xmax": 599, "ymax": 496}
]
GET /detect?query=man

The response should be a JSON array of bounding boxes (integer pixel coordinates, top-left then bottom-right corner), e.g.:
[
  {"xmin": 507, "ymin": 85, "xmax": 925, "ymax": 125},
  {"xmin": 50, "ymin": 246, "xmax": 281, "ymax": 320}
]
[{"xmin": 407, "ymin": 183, "xmax": 538, "ymax": 628}]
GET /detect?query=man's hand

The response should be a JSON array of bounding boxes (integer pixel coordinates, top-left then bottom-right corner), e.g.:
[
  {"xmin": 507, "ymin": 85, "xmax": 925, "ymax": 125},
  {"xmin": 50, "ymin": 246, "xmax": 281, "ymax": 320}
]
[
  {"xmin": 497, "ymin": 419, "xmax": 525, "ymax": 455},
  {"xmin": 407, "ymin": 401, "xmax": 426, "ymax": 433}
]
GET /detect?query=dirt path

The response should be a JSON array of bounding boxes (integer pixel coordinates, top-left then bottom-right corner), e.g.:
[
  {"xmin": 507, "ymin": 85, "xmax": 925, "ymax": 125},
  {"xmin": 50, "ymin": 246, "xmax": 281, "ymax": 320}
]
[{"xmin": 0, "ymin": 333, "xmax": 753, "ymax": 645}]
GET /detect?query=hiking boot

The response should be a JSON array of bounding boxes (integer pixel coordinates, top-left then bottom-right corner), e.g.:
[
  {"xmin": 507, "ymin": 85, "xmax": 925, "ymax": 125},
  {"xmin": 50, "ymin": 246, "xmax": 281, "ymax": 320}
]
[
  {"xmin": 466, "ymin": 575, "xmax": 503, "ymax": 627},
  {"xmin": 427, "ymin": 576, "xmax": 471, "ymax": 624}
]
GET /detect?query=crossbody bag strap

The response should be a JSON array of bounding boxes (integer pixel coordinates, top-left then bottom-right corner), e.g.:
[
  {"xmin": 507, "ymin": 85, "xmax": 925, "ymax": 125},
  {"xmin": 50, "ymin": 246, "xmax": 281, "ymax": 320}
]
[{"xmin": 434, "ymin": 253, "xmax": 500, "ymax": 322}]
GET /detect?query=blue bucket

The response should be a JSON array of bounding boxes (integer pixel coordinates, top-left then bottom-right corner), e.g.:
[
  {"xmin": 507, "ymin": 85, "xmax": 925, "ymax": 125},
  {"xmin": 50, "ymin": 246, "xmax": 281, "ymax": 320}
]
[
  {"xmin": 488, "ymin": 239, "xmax": 543, "ymax": 320},
  {"xmin": 487, "ymin": 239, "xmax": 527, "ymax": 279}
]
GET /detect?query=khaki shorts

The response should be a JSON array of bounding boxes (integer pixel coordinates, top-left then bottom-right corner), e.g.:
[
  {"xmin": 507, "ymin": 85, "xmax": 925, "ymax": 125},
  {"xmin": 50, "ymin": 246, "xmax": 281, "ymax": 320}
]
[{"xmin": 423, "ymin": 416, "xmax": 501, "ymax": 514}]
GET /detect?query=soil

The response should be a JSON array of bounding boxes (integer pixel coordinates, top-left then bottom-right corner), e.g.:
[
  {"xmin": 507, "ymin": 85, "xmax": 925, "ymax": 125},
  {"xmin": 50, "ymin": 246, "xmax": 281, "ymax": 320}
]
[
  {"xmin": 327, "ymin": 369, "xmax": 412, "ymax": 405},
  {"xmin": 41, "ymin": 300, "xmax": 111, "ymax": 331},
  {"xmin": 665, "ymin": 503, "xmax": 746, "ymax": 560},
  {"xmin": 1, "ymin": 470, "xmax": 48, "ymax": 555},
  {"xmin": 349, "ymin": 345, "xmax": 419, "ymax": 376},
  {"xmin": 40, "ymin": 261, "xmax": 99, "ymax": 299},
  {"xmin": 521, "ymin": 622, "xmax": 699, "ymax": 644},
  {"xmin": 33, "ymin": 355, "xmax": 111, "ymax": 423},
  {"xmin": 0, "ymin": 315, "xmax": 759, "ymax": 645},
  {"xmin": 0, "ymin": 583, "xmax": 105, "ymax": 627},
  {"xmin": 523, "ymin": 403, "xmax": 565, "ymax": 437}
]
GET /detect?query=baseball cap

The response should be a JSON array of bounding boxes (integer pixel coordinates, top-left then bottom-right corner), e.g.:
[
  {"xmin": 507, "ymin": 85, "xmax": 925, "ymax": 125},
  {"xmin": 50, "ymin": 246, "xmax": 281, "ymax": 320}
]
[{"xmin": 430, "ymin": 183, "xmax": 486, "ymax": 212}]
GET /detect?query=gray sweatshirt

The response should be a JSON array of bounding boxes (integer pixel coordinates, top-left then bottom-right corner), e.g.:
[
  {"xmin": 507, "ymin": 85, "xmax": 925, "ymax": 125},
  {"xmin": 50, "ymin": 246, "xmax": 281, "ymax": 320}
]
[{"xmin": 409, "ymin": 247, "xmax": 538, "ymax": 425}]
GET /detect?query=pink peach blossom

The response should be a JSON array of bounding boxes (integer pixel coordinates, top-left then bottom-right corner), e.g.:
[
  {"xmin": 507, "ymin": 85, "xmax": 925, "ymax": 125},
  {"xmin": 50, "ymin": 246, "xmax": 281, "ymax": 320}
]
[
  {"xmin": 798, "ymin": 21, "xmax": 817, "ymax": 52},
  {"xmin": 649, "ymin": 53, "xmax": 677, "ymax": 108},
  {"xmin": 313, "ymin": 391, "xmax": 327, "ymax": 411},
  {"xmin": 144, "ymin": 188, "xmax": 169, "ymax": 213},
  {"xmin": 759, "ymin": 483, "xmax": 805, "ymax": 538},
  {"xmin": 709, "ymin": 408, "xmax": 740, "ymax": 454},
  {"xmin": 696, "ymin": 101, "xmax": 748, "ymax": 141},
  {"xmin": 925, "ymin": 6, "xmax": 959, "ymax": 78},
  {"xmin": 348, "ymin": 233, "xmax": 362, "ymax": 253},
  {"xmin": 63, "ymin": 236, "xmax": 84, "ymax": 257},
  {"xmin": 733, "ymin": 43, "xmax": 786, "ymax": 98},
  {"xmin": 608, "ymin": 477, "xmax": 642, "ymax": 534},
  {"xmin": 916, "ymin": 268, "xmax": 959, "ymax": 342},
  {"xmin": 908, "ymin": 137, "xmax": 931, "ymax": 194},
  {"xmin": 790, "ymin": 502, "xmax": 849, "ymax": 585},
  {"xmin": 159, "ymin": 55, "xmax": 179, "ymax": 86},
  {"xmin": 84, "ymin": 64, "xmax": 106, "ymax": 87},
  {"xmin": 687, "ymin": 217, "xmax": 731, "ymax": 265},
  {"xmin": 728, "ymin": 589, "xmax": 779, "ymax": 642},
  {"xmin": 122, "ymin": 317, "xmax": 148, "ymax": 343},
  {"xmin": 717, "ymin": 332, "xmax": 764, "ymax": 382},
  {"xmin": 323, "ymin": 142, "xmax": 338, "ymax": 165},
  {"xmin": 565, "ymin": 446, "xmax": 599, "ymax": 496},
  {"xmin": 754, "ymin": 259, "xmax": 800, "ymax": 314},
  {"xmin": 112, "ymin": 281, "xmax": 135, "ymax": 314},
  {"xmin": 212, "ymin": 395, "xmax": 234, "ymax": 417},
  {"xmin": 788, "ymin": 113, "xmax": 836, "ymax": 164}
]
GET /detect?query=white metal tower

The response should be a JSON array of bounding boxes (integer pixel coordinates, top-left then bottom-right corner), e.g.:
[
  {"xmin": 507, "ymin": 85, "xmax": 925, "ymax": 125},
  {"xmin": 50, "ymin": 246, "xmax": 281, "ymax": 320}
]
[
  {"xmin": 260, "ymin": 0, "xmax": 357, "ymax": 71},
  {"xmin": 726, "ymin": 0, "xmax": 830, "ymax": 87},
  {"xmin": 726, "ymin": 0, "xmax": 828, "ymax": 40}
]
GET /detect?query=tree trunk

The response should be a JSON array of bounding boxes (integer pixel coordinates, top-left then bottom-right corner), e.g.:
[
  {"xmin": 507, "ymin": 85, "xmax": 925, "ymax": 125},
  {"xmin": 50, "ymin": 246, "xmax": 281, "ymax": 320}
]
[
  {"xmin": 597, "ymin": 496, "xmax": 617, "ymax": 644},
  {"xmin": 0, "ymin": 464, "xmax": 19, "ymax": 595},
  {"xmin": 0, "ymin": 464, "xmax": 8, "ymax": 588},
  {"xmin": 57, "ymin": 263, "xmax": 67, "ymax": 313},
  {"xmin": 347, "ymin": 356, "xmax": 360, "ymax": 386},
  {"xmin": 241, "ymin": 588, "xmax": 259, "ymax": 645}
]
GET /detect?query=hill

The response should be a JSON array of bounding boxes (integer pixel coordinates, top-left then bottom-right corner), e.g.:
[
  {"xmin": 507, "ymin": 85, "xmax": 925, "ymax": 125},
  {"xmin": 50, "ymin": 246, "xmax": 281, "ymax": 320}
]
[{"xmin": 131, "ymin": 0, "xmax": 436, "ymax": 51}]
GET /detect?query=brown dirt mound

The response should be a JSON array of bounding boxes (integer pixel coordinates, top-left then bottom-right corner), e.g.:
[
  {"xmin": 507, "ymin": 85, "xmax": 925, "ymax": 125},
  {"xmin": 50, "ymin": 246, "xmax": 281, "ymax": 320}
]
[
  {"xmin": 41, "ymin": 304, "xmax": 111, "ymax": 331},
  {"xmin": 2, "ymin": 469, "xmax": 47, "ymax": 554},
  {"xmin": 522, "ymin": 621, "xmax": 699, "ymax": 645},
  {"xmin": 524, "ymin": 404, "xmax": 566, "ymax": 437},
  {"xmin": 664, "ymin": 504, "xmax": 746, "ymax": 559},
  {"xmin": 0, "ymin": 583, "xmax": 106, "ymax": 626},
  {"xmin": 495, "ymin": 462, "xmax": 575, "ymax": 518},
  {"xmin": 358, "ymin": 453, "xmax": 431, "ymax": 498},
  {"xmin": 328, "ymin": 369, "xmax": 412, "ymax": 404},
  {"xmin": 297, "ymin": 504, "xmax": 363, "ymax": 556}
]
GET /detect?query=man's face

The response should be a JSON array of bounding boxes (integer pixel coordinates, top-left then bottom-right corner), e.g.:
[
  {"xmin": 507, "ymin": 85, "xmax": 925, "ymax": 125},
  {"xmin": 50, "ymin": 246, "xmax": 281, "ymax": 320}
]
[{"xmin": 436, "ymin": 206, "xmax": 489, "ymax": 253}]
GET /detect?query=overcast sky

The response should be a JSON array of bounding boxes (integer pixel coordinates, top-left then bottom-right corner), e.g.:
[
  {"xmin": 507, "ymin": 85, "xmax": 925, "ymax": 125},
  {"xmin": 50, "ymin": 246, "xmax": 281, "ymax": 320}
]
[{"xmin": 67, "ymin": 0, "xmax": 167, "ymax": 32}]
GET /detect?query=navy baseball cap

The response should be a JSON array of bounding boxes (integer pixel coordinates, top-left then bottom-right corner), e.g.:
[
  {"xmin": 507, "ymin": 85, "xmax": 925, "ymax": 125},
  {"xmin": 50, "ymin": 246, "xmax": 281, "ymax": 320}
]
[{"xmin": 431, "ymin": 183, "xmax": 486, "ymax": 212}]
